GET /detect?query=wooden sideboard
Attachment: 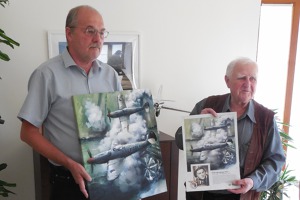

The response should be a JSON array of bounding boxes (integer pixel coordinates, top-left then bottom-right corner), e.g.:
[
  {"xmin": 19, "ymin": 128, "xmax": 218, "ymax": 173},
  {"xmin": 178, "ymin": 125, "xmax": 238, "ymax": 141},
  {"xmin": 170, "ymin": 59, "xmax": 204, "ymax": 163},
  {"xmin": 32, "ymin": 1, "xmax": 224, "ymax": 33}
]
[{"xmin": 33, "ymin": 132, "xmax": 179, "ymax": 200}]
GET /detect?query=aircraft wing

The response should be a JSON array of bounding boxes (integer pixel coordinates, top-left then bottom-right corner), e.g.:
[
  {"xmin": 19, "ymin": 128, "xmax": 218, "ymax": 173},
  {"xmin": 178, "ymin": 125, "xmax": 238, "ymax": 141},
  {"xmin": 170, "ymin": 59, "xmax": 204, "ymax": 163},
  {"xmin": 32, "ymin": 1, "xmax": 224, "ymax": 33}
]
[
  {"xmin": 107, "ymin": 158, "xmax": 125, "ymax": 181},
  {"xmin": 119, "ymin": 115, "xmax": 129, "ymax": 132},
  {"xmin": 117, "ymin": 94, "xmax": 129, "ymax": 132},
  {"xmin": 117, "ymin": 93, "xmax": 126, "ymax": 110},
  {"xmin": 106, "ymin": 135, "xmax": 125, "ymax": 181}
]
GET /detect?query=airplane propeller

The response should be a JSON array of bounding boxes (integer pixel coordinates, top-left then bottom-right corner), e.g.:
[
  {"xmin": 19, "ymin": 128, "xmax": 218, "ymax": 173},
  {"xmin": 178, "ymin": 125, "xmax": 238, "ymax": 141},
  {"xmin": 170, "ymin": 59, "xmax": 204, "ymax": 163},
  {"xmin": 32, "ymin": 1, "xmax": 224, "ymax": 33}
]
[
  {"xmin": 107, "ymin": 109, "xmax": 111, "ymax": 122},
  {"xmin": 190, "ymin": 145, "xmax": 194, "ymax": 156},
  {"xmin": 87, "ymin": 149, "xmax": 94, "ymax": 173},
  {"xmin": 153, "ymin": 85, "xmax": 189, "ymax": 117}
]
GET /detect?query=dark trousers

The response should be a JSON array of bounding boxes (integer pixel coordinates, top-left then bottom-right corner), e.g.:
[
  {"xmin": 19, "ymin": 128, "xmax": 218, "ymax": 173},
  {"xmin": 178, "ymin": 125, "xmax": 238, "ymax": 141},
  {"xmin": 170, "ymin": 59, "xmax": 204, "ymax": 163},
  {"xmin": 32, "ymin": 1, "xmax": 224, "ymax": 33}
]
[
  {"xmin": 49, "ymin": 163, "xmax": 89, "ymax": 200},
  {"xmin": 186, "ymin": 191, "xmax": 240, "ymax": 200}
]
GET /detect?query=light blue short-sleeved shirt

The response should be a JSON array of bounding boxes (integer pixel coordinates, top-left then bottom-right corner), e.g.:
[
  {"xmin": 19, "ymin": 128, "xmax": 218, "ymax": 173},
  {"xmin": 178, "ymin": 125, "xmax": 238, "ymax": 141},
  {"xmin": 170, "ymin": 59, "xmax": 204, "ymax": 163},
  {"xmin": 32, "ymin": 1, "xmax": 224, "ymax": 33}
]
[{"xmin": 18, "ymin": 49, "xmax": 122, "ymax": 164}]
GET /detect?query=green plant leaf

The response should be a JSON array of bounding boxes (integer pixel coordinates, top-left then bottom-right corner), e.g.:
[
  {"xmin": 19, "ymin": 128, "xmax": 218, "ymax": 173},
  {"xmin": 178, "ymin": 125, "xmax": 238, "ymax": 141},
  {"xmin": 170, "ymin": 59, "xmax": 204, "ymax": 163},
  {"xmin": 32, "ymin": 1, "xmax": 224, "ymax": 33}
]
[
  {"xmin": 0, "ymin": 163, "xmax": 7, "ymax": 171},
  {"xmin": 0, "ymin": 0, "xmax": 9, "ymax": 8},
  {"xmin": 0, "ymin": 186, "xmax": 16, "ymax": 196},
  {"xmin": 0, "ymin": 163, "xmax": 16, "ymax": 197},
  {"xmin": 0, "ymin": 30, "xmax": 20, "ymax": 47},
  {"xmin": 0, "ymin": 39, "xmax": 15, "ymax": 49},
  {"xmin": 280, "ymin": 132, "xmax": 293, "ymax": 141},
  {"xmin": 0, "ymin": 28, "xmax": 20, "ymax": 61},
  {"xmin": 0, "ymin": 51, "xmax": 10, "ymax": 61},
  {"xmin": 0, "ymin": 180, "xmax": 16, "ymax": 187}
]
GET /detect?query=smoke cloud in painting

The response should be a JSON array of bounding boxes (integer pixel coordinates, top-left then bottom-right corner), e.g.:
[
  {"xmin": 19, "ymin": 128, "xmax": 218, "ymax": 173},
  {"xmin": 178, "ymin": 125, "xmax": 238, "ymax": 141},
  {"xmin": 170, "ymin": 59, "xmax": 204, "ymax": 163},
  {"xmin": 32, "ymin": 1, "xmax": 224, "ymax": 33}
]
[{"xmin": 84, "ymin": 100, "xmax": 106, "ymax": 132}]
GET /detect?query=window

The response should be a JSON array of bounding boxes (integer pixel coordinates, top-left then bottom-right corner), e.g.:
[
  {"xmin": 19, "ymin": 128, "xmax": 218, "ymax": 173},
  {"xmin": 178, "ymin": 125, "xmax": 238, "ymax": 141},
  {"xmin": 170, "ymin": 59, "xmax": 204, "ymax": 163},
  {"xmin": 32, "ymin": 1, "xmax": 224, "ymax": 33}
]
[
  {"xmin": 256, "ymin": 4, "xmax": 292, "ymax": 119},
  {"xmin": 257, "ymin": 1, "xmax": 300, "ymax": 199}
]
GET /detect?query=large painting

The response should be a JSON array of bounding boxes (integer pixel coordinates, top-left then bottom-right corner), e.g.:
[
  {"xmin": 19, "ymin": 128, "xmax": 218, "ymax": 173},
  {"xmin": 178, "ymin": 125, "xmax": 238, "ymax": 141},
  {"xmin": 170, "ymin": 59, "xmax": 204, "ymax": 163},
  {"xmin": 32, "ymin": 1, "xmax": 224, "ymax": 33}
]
[
  {"xmin": 72, "ymin": 89, "xmax": 167, "ymax": 200},
  {"xmin": 48, "ymin": 31, "xmax": 139, "ymax": 90}
]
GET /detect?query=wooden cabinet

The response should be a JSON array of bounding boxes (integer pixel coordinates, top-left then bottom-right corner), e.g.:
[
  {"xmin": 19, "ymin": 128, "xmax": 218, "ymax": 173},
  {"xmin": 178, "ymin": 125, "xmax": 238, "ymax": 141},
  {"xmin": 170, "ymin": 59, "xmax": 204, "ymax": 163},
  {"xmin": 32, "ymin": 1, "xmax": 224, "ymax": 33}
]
[{"xmin": 33, "ymin": 132, "xmax": 178, "ymax": 200}]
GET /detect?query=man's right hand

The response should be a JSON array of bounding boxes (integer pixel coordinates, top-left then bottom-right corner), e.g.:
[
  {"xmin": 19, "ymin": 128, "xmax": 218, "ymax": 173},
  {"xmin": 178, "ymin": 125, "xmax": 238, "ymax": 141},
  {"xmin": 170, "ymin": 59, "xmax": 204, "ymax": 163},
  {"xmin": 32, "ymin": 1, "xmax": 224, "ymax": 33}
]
[
  {"xmin": 200, "ymin": 108, "xmax": 218, "ymax": 117},
  {"xmin": 66, "ymin": 160, "xmax": 92, "ymax": 199},
  {"xmin": 20, "ymin": 120, "xmax": 92, "ymax": 198}
]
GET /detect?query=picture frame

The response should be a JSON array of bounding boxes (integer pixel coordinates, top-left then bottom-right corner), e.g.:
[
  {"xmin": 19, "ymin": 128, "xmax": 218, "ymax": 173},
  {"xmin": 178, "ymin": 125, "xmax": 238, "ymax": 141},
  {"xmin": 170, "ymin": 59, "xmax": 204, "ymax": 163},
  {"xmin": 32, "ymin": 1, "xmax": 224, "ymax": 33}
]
[{"xmin": 47, "ymin": 31, "xmax": 140, "ymax": 89}]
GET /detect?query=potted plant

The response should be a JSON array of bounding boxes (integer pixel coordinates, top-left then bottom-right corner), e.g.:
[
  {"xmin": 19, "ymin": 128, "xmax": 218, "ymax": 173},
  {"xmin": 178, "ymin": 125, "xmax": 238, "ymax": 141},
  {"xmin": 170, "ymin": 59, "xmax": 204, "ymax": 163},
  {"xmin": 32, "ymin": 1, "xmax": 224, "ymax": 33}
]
[
  {"xmin": 1, "ymin": 0, "xmax": 19, "ymax": 197},
  {"xmin": 0, "ymin": 0, "xmax": 20, "ymax": 62},
  {"xmin": 259, "ymin": 120, "xmax": 298, "ymax": 200},
  {"xmin": 259, "ymin": 165, "xmax": 297, "ymax": 200},
  {"xmin": 0, "ymin": 164, "xmax": 16, "ymax": 197}
]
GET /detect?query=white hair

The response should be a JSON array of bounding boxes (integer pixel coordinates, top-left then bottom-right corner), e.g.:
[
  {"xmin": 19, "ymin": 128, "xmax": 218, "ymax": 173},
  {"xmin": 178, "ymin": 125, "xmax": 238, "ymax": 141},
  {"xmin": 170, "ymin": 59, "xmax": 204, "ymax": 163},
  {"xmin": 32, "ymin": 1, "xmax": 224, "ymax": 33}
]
[{"xmin": 226, "ymin": 57, "xmax": 258, "ymax": 77}]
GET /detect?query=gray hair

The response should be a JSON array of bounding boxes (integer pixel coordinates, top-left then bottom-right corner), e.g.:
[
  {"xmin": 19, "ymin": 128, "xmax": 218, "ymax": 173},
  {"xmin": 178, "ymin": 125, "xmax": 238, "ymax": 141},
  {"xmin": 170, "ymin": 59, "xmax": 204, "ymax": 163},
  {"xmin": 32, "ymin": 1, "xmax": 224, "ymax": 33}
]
[
  {"xmin": 226, "ymin": 57, "xmax": 258, "ymax": 78},
  {"xmin": 65, "ymin": 5, "xmax": 99, "ymax": 28}
]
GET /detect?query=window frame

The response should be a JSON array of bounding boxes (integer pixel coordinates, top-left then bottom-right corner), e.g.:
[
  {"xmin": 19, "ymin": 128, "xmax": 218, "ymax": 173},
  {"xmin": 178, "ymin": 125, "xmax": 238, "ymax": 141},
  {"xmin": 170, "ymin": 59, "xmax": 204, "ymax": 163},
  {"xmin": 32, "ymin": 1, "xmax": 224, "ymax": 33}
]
[{"xmin": 261, "ymin": 0, "xmax": 300, "ymax": 137}]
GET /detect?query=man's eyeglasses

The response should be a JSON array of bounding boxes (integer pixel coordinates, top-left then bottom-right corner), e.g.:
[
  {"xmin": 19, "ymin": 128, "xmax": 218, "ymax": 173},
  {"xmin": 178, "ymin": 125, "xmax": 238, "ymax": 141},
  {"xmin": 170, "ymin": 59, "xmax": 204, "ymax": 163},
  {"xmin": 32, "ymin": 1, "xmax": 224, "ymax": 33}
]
[{"xmin": 69, "ymin": 26, "xmax": 109, "ymax": 38}]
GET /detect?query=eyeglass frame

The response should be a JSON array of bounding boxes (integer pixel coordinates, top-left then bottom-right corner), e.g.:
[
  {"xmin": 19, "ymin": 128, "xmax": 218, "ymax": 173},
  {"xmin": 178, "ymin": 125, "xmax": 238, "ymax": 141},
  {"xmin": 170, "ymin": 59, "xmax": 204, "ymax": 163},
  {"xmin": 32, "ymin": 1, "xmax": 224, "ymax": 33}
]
[{"xmin": 68, "ymin": 26, "xmax": 109, "ymax": 38}]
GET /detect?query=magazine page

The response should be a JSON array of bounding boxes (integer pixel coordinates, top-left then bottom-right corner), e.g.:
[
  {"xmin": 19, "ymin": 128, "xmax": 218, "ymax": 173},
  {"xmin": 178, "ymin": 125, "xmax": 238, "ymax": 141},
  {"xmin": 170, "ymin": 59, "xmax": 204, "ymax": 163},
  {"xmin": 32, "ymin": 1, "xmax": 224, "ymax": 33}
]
[
  {"xmin": 182, "ymin": 112, "xmax": 240, "ymax": 192},
  {"xmin": 72, "ymin": 89, "xmax": 167, "ymax": 200}
]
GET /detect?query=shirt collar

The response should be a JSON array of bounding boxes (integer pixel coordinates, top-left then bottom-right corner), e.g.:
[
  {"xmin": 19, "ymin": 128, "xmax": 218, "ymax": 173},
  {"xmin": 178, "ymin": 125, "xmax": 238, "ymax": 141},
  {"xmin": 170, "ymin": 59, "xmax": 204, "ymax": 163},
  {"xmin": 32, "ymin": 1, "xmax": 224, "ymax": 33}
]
[
  {"xmin": 61, "ymin": 48, "xmax": 102, "ymax": 70},
  {"xmin": 61, "ymin": 48, "xmax": 76, "ymax": 68},
  {"xmin": 224, "ymin": 94, "xmax": 256, "ymax": 123}
]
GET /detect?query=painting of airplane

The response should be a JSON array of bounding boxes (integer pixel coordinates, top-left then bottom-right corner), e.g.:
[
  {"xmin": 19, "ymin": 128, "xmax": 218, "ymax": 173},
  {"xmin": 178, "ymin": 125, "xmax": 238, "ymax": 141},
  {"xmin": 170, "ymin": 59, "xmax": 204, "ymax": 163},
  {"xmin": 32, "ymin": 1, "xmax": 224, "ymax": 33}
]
[
  {"xmin": 104, "ymin": 93, "xmax": 150, "ymax": 140},
  {"xmin": 204, "ymin": 121, "xmax": 231, "ymax": 131},
  {"xmin": 190, "ymin": 138, "xmax": 233, "ymax": 154},
  {"xmin": 72, "ymin": 89, "xmax": 167, "ymax": 200},
  {"xmin": 107, "ymin": 93, "xmax": 149, "ymax": 121}
]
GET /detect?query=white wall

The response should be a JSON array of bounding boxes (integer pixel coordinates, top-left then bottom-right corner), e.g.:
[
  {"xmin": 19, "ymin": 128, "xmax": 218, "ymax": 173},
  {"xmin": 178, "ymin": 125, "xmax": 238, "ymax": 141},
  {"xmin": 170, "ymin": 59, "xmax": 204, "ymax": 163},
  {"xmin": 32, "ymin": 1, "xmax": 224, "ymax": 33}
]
[{"xmin": 0, "ymin": 0, "xmax": 261, "ymax": 199}]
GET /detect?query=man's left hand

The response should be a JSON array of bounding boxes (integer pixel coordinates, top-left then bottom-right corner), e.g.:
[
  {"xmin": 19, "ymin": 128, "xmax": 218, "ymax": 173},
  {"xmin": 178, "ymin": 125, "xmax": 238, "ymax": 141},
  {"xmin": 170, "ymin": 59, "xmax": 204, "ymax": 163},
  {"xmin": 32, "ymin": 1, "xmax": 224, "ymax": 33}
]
[{"xmin": 227, "ymin": 178, "xmax": 253, "ymax": 194}]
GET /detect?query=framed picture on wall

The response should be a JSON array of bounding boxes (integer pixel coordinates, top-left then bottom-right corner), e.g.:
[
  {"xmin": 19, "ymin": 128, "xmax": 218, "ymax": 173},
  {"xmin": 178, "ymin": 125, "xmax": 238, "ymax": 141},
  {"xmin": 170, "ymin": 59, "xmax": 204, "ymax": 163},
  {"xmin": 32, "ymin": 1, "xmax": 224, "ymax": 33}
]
[{"xmin": 48, "ymin": 31, "xmax": 140, "ymax": 90}]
